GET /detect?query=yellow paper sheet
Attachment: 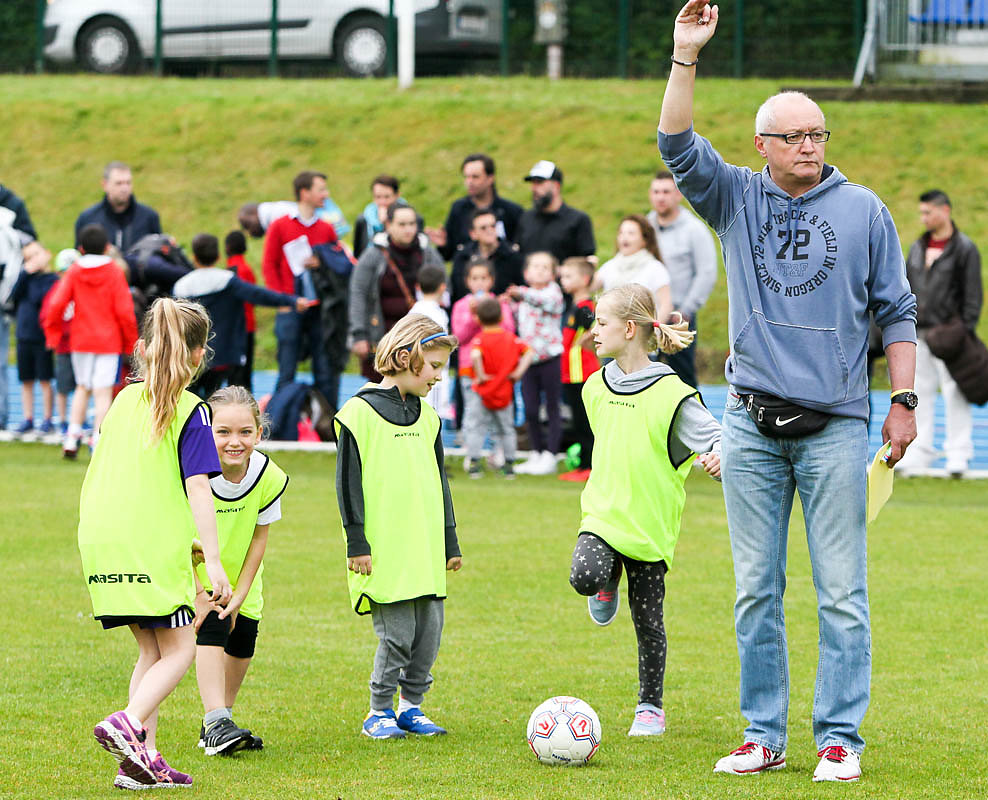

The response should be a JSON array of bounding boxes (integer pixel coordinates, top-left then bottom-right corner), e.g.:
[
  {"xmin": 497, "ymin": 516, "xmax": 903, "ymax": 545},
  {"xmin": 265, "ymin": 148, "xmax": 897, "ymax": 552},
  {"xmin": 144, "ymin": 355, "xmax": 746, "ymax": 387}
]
[{"xmin": 867, "ymin": 442, "xmax": 894, "ymax": 523}]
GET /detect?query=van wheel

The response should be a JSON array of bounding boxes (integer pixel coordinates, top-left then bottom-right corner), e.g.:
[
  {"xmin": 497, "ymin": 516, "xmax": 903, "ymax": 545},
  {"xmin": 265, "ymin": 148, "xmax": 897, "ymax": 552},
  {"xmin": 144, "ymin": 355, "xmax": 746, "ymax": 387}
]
[
  {"xmin": 78, "ymin": 17, "xmax": 139, "ymax": 74},
  {"xmin": 336, "ymin": 15, "xmax": 388, "ymax": 77}
]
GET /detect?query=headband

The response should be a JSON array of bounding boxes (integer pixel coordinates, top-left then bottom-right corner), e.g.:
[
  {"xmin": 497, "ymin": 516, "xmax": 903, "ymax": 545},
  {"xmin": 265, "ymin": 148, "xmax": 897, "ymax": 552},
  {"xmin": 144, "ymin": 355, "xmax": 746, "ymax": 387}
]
[{"xmin": 405, "ymin": 331, "xmax": 446, "ymax": 350}]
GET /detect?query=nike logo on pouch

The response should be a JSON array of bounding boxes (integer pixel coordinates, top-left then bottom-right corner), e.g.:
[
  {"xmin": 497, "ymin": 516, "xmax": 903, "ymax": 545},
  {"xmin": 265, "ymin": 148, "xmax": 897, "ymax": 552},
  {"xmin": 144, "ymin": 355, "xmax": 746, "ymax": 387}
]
[{"xmin": 775, "ymin": 415, "xmax": 802, "ymax": 426}]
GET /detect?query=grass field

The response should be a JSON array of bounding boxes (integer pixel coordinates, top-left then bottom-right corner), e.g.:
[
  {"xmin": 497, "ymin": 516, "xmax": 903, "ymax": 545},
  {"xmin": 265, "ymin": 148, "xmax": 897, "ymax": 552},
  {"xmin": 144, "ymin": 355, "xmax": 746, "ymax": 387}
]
[
  {"xmin": 1, "ymin": 442, "xmax": 985, "ymax": 799},
  {"xmin": 1, "ymin": 75, "xmax": 986, "ymax": 381}
]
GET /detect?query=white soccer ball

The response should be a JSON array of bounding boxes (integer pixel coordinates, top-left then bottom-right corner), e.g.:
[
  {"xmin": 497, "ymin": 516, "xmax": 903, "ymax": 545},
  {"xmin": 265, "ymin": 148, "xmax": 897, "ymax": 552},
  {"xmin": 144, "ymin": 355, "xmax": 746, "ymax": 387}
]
[{"xmin": 526, "ymin": 696, "xmax": 601, "ymax": 766}]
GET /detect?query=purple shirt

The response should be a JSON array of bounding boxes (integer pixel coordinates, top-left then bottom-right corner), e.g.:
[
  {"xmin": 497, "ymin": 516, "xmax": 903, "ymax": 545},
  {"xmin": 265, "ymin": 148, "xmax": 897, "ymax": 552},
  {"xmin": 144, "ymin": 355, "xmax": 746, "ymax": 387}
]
[{"xmin": 179, "ymin": 403, "xmax": 222, "ymax": 480}]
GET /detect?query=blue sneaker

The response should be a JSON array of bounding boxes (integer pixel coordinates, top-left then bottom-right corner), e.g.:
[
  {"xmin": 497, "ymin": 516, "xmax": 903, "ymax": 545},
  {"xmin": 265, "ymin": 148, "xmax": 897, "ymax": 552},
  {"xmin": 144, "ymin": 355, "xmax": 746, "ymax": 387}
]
[
  {"xmin": 361, "ymin": 710, "xmax": 405, "ymax": 739},
  {"xmin": 588, "ymin": 575, "xmax": 621, "ymax": 626},
  {"xmin": 396, "ymin": 708, "xmax": 447, "ymax": 736},
  {"xmin": 14, "ymin": 419, "xmax": 33, "ymax": 437},
  {"xmin": 39, "ymin": 418, "xmax": 55, "ymax": 435}
]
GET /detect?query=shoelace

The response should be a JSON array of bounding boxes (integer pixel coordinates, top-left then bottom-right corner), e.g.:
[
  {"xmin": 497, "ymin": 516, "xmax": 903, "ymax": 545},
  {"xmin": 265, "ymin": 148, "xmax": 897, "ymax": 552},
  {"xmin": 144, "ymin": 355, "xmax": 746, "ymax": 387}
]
[
  {"xmin": 595, "ymin": 591, "xmax": 615, "ymax": 602},
  {"xmin": 635, "ymin": 709, "xmax": 662, "ymax": 725},
  {"xmin": 818, "ymin": 745, "xmax": 848, "ymax": 763},
  {"xmin": 731, "ymin": 741, "xmax": 777, "ymax": 760}
]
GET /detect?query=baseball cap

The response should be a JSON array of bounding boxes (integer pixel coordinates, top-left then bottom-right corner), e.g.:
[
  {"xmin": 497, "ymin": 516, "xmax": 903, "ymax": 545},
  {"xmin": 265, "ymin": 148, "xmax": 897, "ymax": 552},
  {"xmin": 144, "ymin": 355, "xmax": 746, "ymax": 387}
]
[{"xmin": 524, "ymin": 160, "xmax": 563, "ymax": 183}]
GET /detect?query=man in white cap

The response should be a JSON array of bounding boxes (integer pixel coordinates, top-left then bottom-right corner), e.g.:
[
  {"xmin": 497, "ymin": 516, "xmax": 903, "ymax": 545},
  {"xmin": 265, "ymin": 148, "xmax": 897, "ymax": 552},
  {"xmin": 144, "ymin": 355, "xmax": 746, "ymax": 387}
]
[{"xmin": 515, "ymin": 160, "xmax": 595, "ymax": 262}]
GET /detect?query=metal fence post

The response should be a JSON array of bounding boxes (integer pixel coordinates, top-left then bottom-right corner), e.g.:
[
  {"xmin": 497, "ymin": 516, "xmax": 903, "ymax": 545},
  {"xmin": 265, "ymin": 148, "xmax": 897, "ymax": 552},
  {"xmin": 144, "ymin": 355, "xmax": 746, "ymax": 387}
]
[
  {"xmin": 387, "ymin": 0, "xmax": 397, "ymax": 77},
  {"xmin": 35, "ymin": 0, "xmax": 45, "ymax": 73},
  {"xmin": 269, "ymin": 0, "xmax": 279, "ymax": 77},
  {"xmin": 154, "ymin": 0, "xmax": 163, "ymax": 75},
  {"xmin": 500, "ymin": 0, "xmax": 509, "ymax": 76},
  {"xmin": 733, "ymin": 0, "xmax": 744, "ymax": 78},
  {"xmin": 617, "ymin": 0, "xmax": 630, "ymax": 78}
]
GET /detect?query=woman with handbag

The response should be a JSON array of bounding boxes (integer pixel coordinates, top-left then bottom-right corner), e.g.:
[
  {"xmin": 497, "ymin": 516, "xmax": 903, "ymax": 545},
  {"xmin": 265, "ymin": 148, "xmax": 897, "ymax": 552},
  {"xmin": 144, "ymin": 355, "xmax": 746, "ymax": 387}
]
[{"xmin": 348, "ymin": 201, "xmax": 446, "ymax": 382}]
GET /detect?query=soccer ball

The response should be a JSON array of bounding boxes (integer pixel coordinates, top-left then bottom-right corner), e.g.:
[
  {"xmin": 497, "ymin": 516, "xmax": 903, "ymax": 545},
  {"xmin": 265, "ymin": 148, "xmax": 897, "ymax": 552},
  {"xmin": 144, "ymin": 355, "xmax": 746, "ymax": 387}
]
[{"xmin": 526, "ymin": 696, "xmax": 601, "ymax": 766}]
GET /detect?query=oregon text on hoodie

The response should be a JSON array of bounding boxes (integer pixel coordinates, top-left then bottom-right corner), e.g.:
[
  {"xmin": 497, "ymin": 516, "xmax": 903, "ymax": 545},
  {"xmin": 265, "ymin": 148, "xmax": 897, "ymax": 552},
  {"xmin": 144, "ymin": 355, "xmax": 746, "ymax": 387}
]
[{"xmin": 659, "ymin": 127, "xmax": 916, "ymax": 420}]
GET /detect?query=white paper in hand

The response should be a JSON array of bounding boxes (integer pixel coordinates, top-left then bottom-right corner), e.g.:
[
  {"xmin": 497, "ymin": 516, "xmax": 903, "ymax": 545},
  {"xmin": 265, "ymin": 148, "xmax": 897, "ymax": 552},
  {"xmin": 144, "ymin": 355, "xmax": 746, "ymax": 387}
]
[
  {"xmin": 282, "ymin": 235, "xmax": 313, "ymax": 277},
  {"xmin": 867, "ymin": 442, "xmax": 894, "ymax": 523}
]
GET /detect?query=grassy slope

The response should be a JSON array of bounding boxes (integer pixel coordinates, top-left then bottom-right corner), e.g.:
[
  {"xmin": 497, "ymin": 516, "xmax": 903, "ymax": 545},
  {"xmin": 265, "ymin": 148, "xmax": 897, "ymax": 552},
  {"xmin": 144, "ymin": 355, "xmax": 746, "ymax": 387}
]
[
  {"xmin": 1, "ymin": 75, "xmax": 986, "ymax": 380},
  {"xmin": 0, "ymin": 444, "xmax": 985, "ymax": 799}
]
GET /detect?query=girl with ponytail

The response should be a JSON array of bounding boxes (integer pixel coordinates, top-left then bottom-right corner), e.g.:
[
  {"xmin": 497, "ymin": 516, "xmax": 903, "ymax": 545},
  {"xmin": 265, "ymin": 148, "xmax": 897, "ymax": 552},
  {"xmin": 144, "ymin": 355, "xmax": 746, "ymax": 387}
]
[
  {"xmin": 568, "ymin": 282, "xmax": 721, "ymax": 738},
  {"xmin": 79, "ymin": 297, "xmax": 232, "ymax": 790}
]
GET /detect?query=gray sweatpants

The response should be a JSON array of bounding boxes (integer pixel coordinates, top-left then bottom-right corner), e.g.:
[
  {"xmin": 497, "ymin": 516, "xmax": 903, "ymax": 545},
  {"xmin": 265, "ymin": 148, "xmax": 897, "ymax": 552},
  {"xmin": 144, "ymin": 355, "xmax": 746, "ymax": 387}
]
[
  {"xmin": 463, "ymin": 388, "xmax": 516, "ymax": 462},
  {"xmin": 369, "ymin": 596, "xmax": 444, "ymax": 710}
]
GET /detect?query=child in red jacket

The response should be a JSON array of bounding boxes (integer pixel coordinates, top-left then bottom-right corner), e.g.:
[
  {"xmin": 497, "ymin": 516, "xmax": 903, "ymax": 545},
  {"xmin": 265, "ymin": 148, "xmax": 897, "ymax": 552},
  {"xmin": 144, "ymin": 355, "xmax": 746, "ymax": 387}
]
[{"xmin": 43, "ymin": 224, "xmax": 138, "ymax": 458}]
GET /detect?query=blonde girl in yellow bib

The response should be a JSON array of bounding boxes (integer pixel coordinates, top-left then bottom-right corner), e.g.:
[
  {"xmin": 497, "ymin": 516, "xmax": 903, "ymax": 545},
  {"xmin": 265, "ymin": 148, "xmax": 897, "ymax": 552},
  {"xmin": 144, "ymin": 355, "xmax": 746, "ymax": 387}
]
[
  {"xmin": 193, "ymin": 386, "xmax": 288, "ymax": 756},
  {"xmin": 335, "ymin": 313, "xmax": 462, "ymax": 739},
  {"xmin": 83, "ymin": 298, "xmax": 232, "ymax": 790},
  {"xmin": 570, "ymin": 283, "xmax": 721, "ymax": 738}
]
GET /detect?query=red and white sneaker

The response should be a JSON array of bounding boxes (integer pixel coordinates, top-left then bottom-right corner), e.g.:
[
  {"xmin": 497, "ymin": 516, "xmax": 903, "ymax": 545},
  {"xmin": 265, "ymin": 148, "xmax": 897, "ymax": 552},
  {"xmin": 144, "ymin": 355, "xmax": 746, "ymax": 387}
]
[
  {"xmin": 713, "ymin": 741, "xmax": 786, "ymax": 774},
  {"xmin": 812, "ymin": 745, "xmax": 861, "ymax": 782}
]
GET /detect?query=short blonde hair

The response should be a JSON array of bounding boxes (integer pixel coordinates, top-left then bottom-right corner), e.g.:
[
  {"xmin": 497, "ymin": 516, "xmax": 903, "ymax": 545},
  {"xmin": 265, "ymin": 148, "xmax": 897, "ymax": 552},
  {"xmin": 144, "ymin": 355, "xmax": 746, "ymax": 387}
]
[
  {"xmin": 208, "ymin": 385, "xmax": 270, "ymax": 439},
  {"xmin": 374, "ymin": 314, "xmax": 458, "ymax": 377},
  {"xmin": 597, "ymin": 283, "xmax": 695, "ymax": 355}
]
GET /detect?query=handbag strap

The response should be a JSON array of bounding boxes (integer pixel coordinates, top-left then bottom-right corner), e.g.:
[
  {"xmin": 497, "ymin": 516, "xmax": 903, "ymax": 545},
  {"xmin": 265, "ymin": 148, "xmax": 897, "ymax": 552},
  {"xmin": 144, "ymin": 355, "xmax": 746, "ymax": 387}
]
[{"xmin": 382, "ymin": 249, "xmax": 415, "ymax": 311}]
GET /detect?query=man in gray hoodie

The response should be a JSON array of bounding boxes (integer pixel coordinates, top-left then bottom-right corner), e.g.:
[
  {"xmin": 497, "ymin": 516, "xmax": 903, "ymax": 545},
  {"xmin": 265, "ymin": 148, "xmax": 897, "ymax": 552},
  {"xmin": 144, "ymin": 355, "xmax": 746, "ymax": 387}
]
[{"xmin": 658, "ymin": 1, "xmax": 917, "ymax": 783}]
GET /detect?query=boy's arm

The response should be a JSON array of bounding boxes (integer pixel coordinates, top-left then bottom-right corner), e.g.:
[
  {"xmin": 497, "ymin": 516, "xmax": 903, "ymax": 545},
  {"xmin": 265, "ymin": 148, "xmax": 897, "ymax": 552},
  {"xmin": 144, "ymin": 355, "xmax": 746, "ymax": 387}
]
[
  {"xmin": 509, "ymin": 348, "xmax": 535, "ymax": 381},
  {"xmin": 229, "ymin": 275, "xmax": 298, "ymax": 308},
  {"xmin": 218, "ymin": 523, "xmax": 269, "ymax": 621},
  {"xmin": 9, "ymin": 270, "xmax": 29, "ymax": 305},
  {"xmin": 433, "ymin": 429, "xmax": 460, "ymax": 560},
  {"xmin": 470, "ymin": 347, "xmax": 488, "ymax": 383},
  {"xmin": 42, "ymin": 274, "xmax": 72, "ymax": 350},
  {"xmin": 335, "ymin": 421, "xmax": 370, "ymax": 557},
  {"xmin": 522, "ymin": 285, "xmax": 564, "ymax": 314}
]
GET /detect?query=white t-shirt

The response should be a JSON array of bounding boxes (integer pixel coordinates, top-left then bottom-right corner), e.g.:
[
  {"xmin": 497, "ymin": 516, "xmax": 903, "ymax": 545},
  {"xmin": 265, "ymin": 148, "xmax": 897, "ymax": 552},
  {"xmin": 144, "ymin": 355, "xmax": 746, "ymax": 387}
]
[
  {"xmin": 210, "ymin": 450, "xmax": 283, "ymax": 526},
  {"xmin": 596, "ymin": 250, "xmax": 670, "ymax": 294}
]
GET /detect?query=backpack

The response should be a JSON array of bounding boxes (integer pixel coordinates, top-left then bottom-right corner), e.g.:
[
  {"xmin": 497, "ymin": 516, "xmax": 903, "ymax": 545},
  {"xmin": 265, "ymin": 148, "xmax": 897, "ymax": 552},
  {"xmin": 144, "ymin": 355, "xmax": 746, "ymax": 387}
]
[
  {"xmin": 265, "ymin": 381, "xmax": 337, "ymax": 442},
  {"xmin": 125, "ymin": 234, "xmax": 195, "ymax": 323}
]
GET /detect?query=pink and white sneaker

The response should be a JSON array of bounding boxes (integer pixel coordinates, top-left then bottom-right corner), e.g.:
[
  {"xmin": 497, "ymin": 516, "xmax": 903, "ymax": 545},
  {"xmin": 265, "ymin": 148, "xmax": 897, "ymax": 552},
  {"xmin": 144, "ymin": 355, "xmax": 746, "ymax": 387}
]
[
  {"xmin": 113, "ymin": 752, "xmax": 193, "ymax": 790},
  {"xmin": 812, "ymin": 745, "xmax": 861, "ymax": 782},
  {"xmin": 713, "ymin": 741, "xmax": 787, "ymax": 774},
  {"xmin": 94, "ymin": 711, "xmax": 155, "ymax": 786}
]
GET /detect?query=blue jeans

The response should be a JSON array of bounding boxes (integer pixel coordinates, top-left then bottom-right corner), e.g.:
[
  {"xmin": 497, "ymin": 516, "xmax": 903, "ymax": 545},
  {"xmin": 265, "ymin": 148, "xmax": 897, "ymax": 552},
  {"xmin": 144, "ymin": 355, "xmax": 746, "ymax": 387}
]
[
  {"xmin": 274, "ymin": 308, "xmax": 339, "ymax": 408},
  {"xmin": 721, "ymin": 391, "xmax": 870, "ymax": 754}
]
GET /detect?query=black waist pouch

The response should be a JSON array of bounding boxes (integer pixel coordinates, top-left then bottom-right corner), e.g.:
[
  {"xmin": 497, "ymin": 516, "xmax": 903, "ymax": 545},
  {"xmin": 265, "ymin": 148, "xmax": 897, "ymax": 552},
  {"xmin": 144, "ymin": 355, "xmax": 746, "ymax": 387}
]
[{"xmin": 741, "ymin": 393, "xmax": 832, "ymax": 439}]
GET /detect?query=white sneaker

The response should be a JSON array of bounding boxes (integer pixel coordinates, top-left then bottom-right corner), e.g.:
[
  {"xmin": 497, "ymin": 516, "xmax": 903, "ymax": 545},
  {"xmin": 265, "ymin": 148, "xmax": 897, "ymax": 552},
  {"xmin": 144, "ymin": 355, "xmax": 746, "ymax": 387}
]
[
  {"xmin": 513, "ymin": 453, "xmax": 542, "ymax": 474},
  {"xmin": 627, "ymin": 704, "xmax": 665, "ymax": 736},
  {"xmin": 528, "ymin": 451, "xmax": 557, "ymax": 475},
  {"xmin": 812, "ymin": 745, "xmax": 861, "ymax": 782},
  {"xmin": 713, "ymin": 741, "xmax": 786, "ymax": 775}
]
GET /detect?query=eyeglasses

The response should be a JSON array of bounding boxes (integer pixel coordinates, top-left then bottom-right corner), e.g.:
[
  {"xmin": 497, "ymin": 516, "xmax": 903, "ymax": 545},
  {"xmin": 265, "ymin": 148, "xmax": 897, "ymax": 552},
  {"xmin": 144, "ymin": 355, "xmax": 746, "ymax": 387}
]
[{"xmin": 759, "ymin": 130, "xmax": 830, "ymax": 145}]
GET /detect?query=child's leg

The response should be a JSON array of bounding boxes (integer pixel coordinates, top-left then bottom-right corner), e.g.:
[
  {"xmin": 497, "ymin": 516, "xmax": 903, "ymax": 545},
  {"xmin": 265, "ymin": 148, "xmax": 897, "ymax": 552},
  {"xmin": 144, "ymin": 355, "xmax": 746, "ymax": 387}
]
[
  {"xmin": 462, "ymin": 389, "xmax": 487, "ymax": 461},
  {"xmin": 126, "ymin": 625, "xmax": 196, "ymax": 739},
  {"xmin": 493, "ymin": 405, "xmax": 517, "ymax": 463},
  {"xmin": 222, "ymin": 615, "xmax": 258, "ymax": 710},
  {"xmin": 92, "ymin": 386, "xmax": 114, "ymax": 432},
  {"xmin": 625, "ymin": 559, "xmax": 669, "ymax": 708},
  {"xmin": 569, "ymin": 532, "xmax": 622, "ymax": 596},
  {"xmin": 542, "ymin": 356, "xmax": 563, "ymax": 454},
  {"xmin": 56, "ymin": 392, "xmax": 68, "ymax": 422},
  {"xmin": 520, "ymin": 368, "xmax": 545, "ymax": 452},
  {"xmin": 69, "ymin": 385, "xmax": 91, "ymax": 431},
  {"xmin": 398, "ymin": 597, "xmax": 444, "ymax": 709},
  {"xmin": 369, "ymin": 600, "xmax": 415, "ymax": 712},
  {"xmin": 196, "ymin": 644, "xmax": 228, "ymax": 713},
  {"xmin": 127, "ymin": 625, "xmax": 162, "ymax": 748},
  {"xmin": 19, "ymin": 381, "xmax": 34, "ymax": 422},
  {"xmin": 224, "ymin": 656, "xmax": 253, "ymax": 709},
  {"xmin": 40, "ymin": 380, "xmax": 53, "ymax": 421}
]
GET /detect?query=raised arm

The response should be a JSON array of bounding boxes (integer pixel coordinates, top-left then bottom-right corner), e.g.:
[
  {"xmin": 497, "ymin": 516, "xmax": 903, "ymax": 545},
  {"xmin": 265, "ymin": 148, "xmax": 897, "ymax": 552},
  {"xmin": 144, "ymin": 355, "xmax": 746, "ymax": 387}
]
[{"xmin": 658, "ymin": 2, "xmax": 720, "ymax": 135}]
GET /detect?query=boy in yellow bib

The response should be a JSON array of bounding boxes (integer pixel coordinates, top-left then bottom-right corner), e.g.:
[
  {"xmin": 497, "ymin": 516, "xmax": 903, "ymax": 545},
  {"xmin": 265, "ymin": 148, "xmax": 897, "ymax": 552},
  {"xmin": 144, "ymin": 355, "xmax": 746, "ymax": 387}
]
[
  {"xmin": 335, "ymin": 314, "xmax": 461, "ymax": 739},
  {"xmin": 570, "ymin": 284, "xmax": 721, "ymax": 737},
  {"xmin": 193, "ymin": 386, "xmax": 289, "ymax": 756}
]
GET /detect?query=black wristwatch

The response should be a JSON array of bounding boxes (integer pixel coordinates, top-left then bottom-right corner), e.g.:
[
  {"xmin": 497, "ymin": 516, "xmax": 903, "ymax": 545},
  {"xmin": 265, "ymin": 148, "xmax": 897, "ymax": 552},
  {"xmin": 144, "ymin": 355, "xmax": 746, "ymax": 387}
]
[{"xmin": 890, "ymin": 391, "xmax": 919, "ymax": 410}]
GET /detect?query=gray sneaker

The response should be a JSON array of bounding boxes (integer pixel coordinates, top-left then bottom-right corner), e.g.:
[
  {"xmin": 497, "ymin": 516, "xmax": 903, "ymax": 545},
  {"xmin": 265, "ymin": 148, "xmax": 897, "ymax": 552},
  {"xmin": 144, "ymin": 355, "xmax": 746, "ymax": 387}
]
[
  {"xmin": 202, "ymin": 718, "xmax": 252, "ymax": 756},
  {"xmin": 588, "ymin": 576, "xmax": 621, "ymax": 626}
]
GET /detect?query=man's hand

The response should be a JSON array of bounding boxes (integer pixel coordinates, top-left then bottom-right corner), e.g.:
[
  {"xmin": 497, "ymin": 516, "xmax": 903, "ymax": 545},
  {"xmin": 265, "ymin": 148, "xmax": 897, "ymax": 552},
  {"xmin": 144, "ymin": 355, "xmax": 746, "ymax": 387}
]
[
  {"xmin": 883, "ymin": 404, "xmax": 917, "ymax": 467},
  {"xmin": 295, "ymin": 297, "xmax": 318, "ymax": 313},
  {"xmin": 673, "ymin": 1, "xmax": 719, "ymax": 59},
  {"xmin": 352, "ymin": 340, "xmax": 371, "ymax": 359},
  {"xmin": 425, "ymin": 227, "xmax": 447, "ymax": 247},
  {"xmin": 303, "ymin": 255, "xmax": 320, "ymax": 269},
  {"xmin": 348, "ymin": 555, "xmax": 372, "ymax": 575},
  {"xmin": 446, "ymin": 556, "xmax": 462, "ymax": 572}
]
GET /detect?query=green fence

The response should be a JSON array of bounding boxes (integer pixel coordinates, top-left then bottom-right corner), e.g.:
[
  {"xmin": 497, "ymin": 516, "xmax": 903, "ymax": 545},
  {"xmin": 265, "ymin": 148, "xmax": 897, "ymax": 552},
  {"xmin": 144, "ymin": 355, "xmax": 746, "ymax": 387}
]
[{"xmin": 4, "ymin": 1, "xmax": 865, "ymax": 79}]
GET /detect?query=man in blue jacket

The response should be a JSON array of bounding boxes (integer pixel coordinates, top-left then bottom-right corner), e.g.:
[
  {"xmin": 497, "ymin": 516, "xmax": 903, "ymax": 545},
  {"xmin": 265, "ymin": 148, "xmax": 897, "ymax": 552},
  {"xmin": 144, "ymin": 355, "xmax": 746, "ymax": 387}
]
[
  {"xmin": 74, "ymin": 161, "xmax": 161, "ymax": 252},
  {"xmin": 658, "ymin": 1, "xmax": 918, "ymax": 783}
]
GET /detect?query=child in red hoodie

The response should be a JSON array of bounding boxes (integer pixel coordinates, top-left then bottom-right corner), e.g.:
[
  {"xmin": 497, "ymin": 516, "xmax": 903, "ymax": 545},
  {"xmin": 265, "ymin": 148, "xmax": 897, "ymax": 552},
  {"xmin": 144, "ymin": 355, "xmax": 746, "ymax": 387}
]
[
  {"xmin": 464, "ymin": 297, "xmax": 533, "ymax": 479},
  {"xmin": 43, "ymin": 224, "xmax": 138, "ymax": 458}
]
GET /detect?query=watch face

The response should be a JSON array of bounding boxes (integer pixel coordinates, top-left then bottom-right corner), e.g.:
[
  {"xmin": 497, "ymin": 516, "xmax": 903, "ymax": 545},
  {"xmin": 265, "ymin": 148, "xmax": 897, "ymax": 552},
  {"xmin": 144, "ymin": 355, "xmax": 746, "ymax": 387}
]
[{"xmin": 894, "ymin": 392, "xmax": 919, "ymax": 410}]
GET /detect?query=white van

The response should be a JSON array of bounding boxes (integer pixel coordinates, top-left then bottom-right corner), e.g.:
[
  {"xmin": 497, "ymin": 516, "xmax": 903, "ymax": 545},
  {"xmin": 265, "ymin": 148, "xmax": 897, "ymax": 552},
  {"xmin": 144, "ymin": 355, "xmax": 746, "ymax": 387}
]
[{"xmin": 43, "ymin": 1, "xmax": 501, "ymax": 76}]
